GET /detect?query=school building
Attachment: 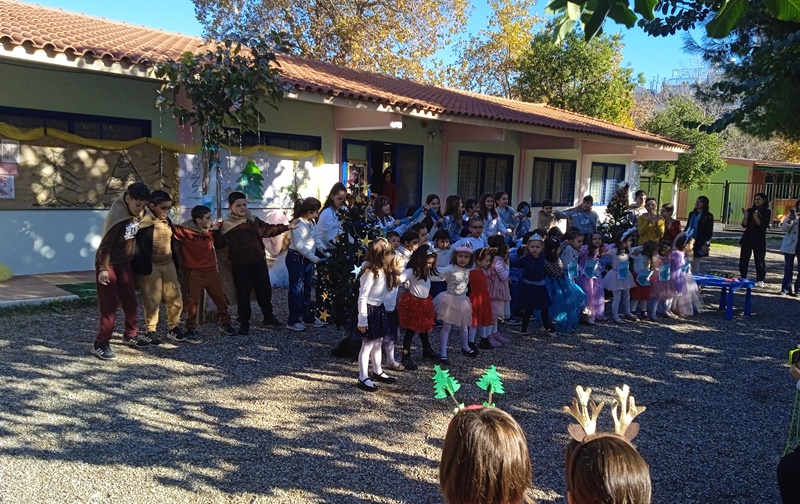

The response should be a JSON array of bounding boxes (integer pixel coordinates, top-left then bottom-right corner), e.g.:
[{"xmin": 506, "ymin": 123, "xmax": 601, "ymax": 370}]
[{"xmin": 0, "ymin": 0, "xmax": 689, "ymax": 275}]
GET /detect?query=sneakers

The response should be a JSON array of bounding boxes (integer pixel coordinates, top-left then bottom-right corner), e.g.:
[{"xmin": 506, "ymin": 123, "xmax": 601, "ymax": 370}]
[
  {"xmin": 304, "ymin": 319, "xmax": 326, "ymax": 328},
  {"xmin": 505, "ymin": 317, "xmax": 522, "ymax": 326},
  {"xmin": 287, "ymin": 322, "xmax": 306, "ymax": 332},
  {"xmin": 487, "ymin": 334, "xmax": 504, "ymax": 347},
  {"xmin": 238, "ymin": 322, "xmax": 250, "ymax": 336},
  {"xmin": 385, "ymin": 361, "xmax": 406, "ymax": 371},
  {"xmin": 143, "ymin": 331, "xmax": 162, "ymax": 345},
  {"xmin": 493, "ymin": 333, "xmax": 511, "ymax": 344},
  {"xmin": 124, "ymin": 334, "xmax": 152, "ymax": 348},
  {"xmin": 755, "ymin": 281, "xmax": 765, "ymax": 288},
  {"xmin": 263, "ymin": 316, "xmax": 283, "ymax": 328},
  {"xmin": 218, "ymin": 324, "xmax": 237, "ymax": 336},
  {"xmin": 183, "ymin": 329, "xmax": 202, "ymax": 345},
  {"xmin": 92, "ymin": 341, "xmax": 116, "ymax": 360},
  {"xmin": 167, "ymin": 326, "xmax": 186, "ymax": 343},
  {"xmin": 781, "ymin": 289, "xmax": 789, "ymax": 296},
  {"xmin": 478, "ymin": 338, "xmax": 495, "ymax": 350},
  {"xmin": 401, "ymin": 354, "xmax": 418, "ymax": 371},
  {"xmin": 422, "ymin": 347, "xmax": 441, "ymax": 361}
]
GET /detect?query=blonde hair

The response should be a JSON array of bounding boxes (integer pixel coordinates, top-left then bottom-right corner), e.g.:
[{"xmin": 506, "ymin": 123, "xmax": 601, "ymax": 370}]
[{"xmin": 440, "ymin": 407, "xmax": 533, "ymax": 504}]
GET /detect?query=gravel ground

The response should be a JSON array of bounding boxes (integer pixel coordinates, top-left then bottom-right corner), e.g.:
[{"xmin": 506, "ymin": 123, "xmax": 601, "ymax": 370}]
[{"xmin": 0, "ymin": 245, "xmax": 796, "ymax": 503}]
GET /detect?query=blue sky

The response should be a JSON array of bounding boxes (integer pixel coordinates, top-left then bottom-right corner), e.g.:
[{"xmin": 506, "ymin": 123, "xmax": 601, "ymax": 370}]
[{"xmin": 34, "ymin": 0, "xmax": 701, "ymax": 88}]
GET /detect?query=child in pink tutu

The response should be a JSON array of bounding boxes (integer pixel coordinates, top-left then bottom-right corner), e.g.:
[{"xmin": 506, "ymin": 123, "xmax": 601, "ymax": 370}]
[
  {"xmin": 601, "ymin": 231, "xmax": 638, "ymax": 324},
  {"xmin": 397, "ymin": 245, "xmax": 441, "ymax": 370},
  {"xmin": 433, "ymin": 243, "xmax": 475, "ymax": 365},
  {"xmin": 578, "ymin": 231, "xmax": 607, "ymax": 323},
  {"xmin": 649, "ymin": 240, "xmax": 678, "ymax": 320},
  {"xmin": 471, "ymin": 247, "xmax": 498, "ymax": 350},
  {"xmin": 671, "ymin": 234, "xmax": 703, "ymax": 317},
  {"xmin": 487, "ymin": 235, "xmax": 511, "ymax": 344}
]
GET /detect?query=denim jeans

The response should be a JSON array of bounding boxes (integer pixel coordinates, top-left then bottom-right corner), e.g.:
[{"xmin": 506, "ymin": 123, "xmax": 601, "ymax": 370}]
[
  {"xmin": 287, "ymin": 250, "xmax": 314, "ymax": 324},
  {"xmin": 782, "ymin": 254, "xmax": 800, "ymax": 293}
]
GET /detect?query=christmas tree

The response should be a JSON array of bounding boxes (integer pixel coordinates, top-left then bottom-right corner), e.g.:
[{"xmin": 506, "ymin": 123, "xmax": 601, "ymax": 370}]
[
  {"xmin": 236, "ymin": 159, "xmax": 264, "ymax": 201},
  {"xmin": 597, "ymin": 181, "xmax": 634, "ymax": 239},
  {"xmin": 318, "ymin": 180, "xmax": 383, "ymax": 329}
]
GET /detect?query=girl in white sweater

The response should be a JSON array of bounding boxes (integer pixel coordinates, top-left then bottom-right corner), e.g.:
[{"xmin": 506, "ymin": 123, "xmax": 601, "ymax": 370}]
[{"xmin": 287, "ymin": 198, "xmax": 327, "ymax": 331}]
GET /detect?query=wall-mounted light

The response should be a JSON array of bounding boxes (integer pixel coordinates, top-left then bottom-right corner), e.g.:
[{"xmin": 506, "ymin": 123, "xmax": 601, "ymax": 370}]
[{"xmin": 390, "ymin": 120, "xmax": 403, "ymax": 129}]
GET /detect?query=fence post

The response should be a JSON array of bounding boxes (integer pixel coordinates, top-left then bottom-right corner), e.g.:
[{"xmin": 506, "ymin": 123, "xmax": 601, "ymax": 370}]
[{"xmin": 722, "ymin": 180, "xmax": 730, "ymax": 226}]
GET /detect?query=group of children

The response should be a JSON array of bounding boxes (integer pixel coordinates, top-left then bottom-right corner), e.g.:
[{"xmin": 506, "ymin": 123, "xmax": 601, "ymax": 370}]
[
  {"xmin": 92, "ymin": 183, "xmax": 297, "ymax": 360},
  {"xmin": 348, "ymin": 191, "xmax": 706, "ymax": 391}
]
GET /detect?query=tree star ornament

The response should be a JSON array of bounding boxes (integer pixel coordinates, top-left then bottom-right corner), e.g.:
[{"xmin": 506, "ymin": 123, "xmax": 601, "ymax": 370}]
[
  {"xmin": 360, "ymin": 236, "xmax": 371, "ymax": 247},
  {"xmin": 318, "ymin": 309, "xmax": 330, "ymax": 322},
  {"xmin": 351, "ymin": 264, "xmax": 362, "ymax": 277},
  {"xmin": 321, "ymin": 291, "xmax": 329, "ymax": 301}
]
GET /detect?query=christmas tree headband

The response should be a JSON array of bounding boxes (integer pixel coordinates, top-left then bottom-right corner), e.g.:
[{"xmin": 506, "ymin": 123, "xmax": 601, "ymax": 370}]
[
  {"xmin": 432, "ymin": 365, "xmax": 505, "ymax": 414},
  {"xmin": 529, "ymin": 233, "xmax": 544, "ymax": 242},
  {"xmin": 564, "ymin": 384, "xmax": 646, "ymax": 443}
]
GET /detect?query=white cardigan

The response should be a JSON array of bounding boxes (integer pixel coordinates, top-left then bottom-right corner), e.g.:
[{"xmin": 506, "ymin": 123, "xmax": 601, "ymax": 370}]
[{"xmin": 780, "ymin": 217, "xmax": 799, "ymax": 254}]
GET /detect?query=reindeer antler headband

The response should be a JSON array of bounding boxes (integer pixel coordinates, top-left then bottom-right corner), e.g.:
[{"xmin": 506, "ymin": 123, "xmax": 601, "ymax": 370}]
[{"xmin": 563, "ymin": 384, "xmax": 646, "ymax": 442}]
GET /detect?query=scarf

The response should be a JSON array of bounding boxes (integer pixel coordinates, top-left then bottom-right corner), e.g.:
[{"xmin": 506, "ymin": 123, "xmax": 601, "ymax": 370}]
[
  {"xmin": 102, "ymin": 194, "xmax": 140, "ymax": 236},
  {"xmin": 220, "ymin": 212, "xmax": 251, "ymax": 235},
  {"xmin": 176, "ymin": 218, "xmax": 208, "ymax": 234}
]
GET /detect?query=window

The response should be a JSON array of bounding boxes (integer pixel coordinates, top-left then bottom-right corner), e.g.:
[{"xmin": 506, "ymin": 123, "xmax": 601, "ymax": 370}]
[
  {"xmin": 589, "ymin": 162, "xmax": 626, "ymax": 205},
  {"xmin": 457, "ymin": 152, "xmax": 514, "ymax": 202},
  {"xmin": 226, "ymin": 129, "xmax": 322, "ymax": 151},
  {"xmin": 532, "ymin": 158, "xmax": 576, "ymax": 206},
  {"xmin": 0, "ymin": 106, "xmax": 150, "ymax": 140}
]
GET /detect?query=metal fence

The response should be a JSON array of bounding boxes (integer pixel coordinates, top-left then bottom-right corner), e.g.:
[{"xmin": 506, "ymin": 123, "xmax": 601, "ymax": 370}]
[{"xmin": 721, "ymin": 181, "xmax": 800, "ymax": 226}]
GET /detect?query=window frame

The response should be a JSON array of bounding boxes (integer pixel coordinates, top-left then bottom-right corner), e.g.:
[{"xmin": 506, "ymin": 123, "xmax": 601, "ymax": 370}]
[
  {"xmin": 0, "ymin": 105, "xmax": 151, "ymax": 140},
  {"xmin": 531, "ymin": 157, "xmax": 577, "ymax": 206},
  {"xmin": 457, "ymin": 150, "xmax": 514, "ymax": 202},
  {"xmin": 225, "ymin": 128, "xmax": 322, "ymax": 151},
  {"xmin": 589, "ymin": 162, "xmax": 627, "ymax": 205}
]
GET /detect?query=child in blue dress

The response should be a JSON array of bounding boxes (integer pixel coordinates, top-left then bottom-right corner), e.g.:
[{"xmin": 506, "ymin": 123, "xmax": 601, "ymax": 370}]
[
  {"xmin": 544, "ymin": 238, "xmax": 586, "ymax": 332},
  {"xmin": 510, "ymin": 233, "xmax": 554, "ymax": 336}
]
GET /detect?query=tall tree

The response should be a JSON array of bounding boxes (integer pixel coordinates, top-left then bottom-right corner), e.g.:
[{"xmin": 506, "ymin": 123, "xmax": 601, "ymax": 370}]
[
  {"xmin": 446, "ymin": 0, "xmax": 540, "ymax": 98},
  {"xmin": 640, "ymin": 96, "xmax": 726, "ymax": 189},
  {"xmin": 192, "ymin": 0, "xmax": 470, "ymax": 82},
  {"xmin": 515, "ymin": 30, "xmax": 642, "ymax": 126}
]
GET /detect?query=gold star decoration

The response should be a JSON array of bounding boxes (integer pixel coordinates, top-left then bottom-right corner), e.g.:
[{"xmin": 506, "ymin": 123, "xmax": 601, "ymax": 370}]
[
  {"xmin": 360, "ymin": 236, "xmax": 371, "ymax": 247},
  {"xmin": 321, "ymin": 291, "xmax": 329, "ymax": 301},
  {"xmin": 318, "ymin": 309, "xmax": 330, "ymax": 322},
  {"xmin": 356, "ymin": 248, "xmax": 364, "ymax": 259}
]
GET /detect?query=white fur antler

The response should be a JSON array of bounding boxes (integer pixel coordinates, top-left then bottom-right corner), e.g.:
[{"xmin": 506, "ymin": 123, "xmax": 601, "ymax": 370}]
[
  {"xmin": 563, "ymin": 386, "xmax": 605, "ymax": 438},
  {"xmin": 611, "ymin": 385, "xmax": 647, "ymax": 439}
]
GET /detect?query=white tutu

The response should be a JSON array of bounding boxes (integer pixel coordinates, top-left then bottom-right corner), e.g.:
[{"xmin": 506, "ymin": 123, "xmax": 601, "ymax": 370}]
[
  {"xmin": 267, "ymin": 250, "xmax": 289, "ymax": 288},
  {"xmin": 434, "ymin": 291, "xmax": 473, "ymax": 327}
]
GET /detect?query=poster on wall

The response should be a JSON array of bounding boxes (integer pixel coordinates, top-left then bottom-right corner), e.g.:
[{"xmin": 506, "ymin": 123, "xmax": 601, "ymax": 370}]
[
  {"xmin": 1, "ymin": 139, "xmax": 19, "ymax": 164},
  {"xmin": 0, "ymin": 162, "xmax": 17, "ymax": 175},
  {"xmin": 0, "ymin": 174, "xmax": 15, "ymax": 198}
]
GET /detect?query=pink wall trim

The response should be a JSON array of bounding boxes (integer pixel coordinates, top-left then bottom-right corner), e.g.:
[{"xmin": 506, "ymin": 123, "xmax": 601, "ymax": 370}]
[
  {"xmin": 440, "ymin": 142, "xmax": 450, "ymax": 195},
  {"xmin": 442, "ymin": 123, "xmax": 505, "ymax": 143}
]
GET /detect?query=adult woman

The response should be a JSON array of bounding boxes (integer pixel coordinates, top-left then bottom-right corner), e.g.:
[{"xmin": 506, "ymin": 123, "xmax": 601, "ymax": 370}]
[
  {"xmin": 317, "ymin": 182, "xmax": 347, "ymax": 247},
  {"xmin": 779, "ymin": 199, "xmax": 800, "ymax": 296},
  {"xmin": 660, "ymin": 203, "xmax": 683, "ymax": 245},
  {"xmin": 421, "ymin": 193, "xmax": 442, "ymax": 232},
  {"xmin": 381, "ymin": 169, "xmax": 396, "ymax": 210},
  {"xmin": 684, "ymin": 195, "xmax": 714, "ymax": 273},
  {"xmin": 637, "ymin": 198, "xmax": 664, "ymax": 244},
  {"xmin": 739, "ymin": 192, "xmax": 771, "ymax": 287}
]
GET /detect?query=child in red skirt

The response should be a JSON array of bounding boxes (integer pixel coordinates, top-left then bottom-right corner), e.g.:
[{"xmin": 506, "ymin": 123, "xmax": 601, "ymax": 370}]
[
  {"xmin": 397, "ymin": 245, "xmax": 442, "ymax": 370},
  {"xmin": 471, "ymin": 247, "xmax": 499, "ymax": 350},
  {"xmin": 630, "ymin": 240, "xmax": 657, "ymax": 319}
]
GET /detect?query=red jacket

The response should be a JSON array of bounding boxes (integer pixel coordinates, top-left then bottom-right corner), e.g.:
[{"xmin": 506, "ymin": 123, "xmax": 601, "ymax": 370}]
[{"xmin": 173, "ymin": 224, "xmax": 218, "ymax": 271}]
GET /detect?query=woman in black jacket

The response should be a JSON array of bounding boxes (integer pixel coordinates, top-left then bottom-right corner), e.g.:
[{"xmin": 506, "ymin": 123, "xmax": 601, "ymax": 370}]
[
  {"xmin": 684, "ymin": 195, "xmax": 714, "ymax": 273},
  {"xmin": 739, "ymin": 192, "xmax": 772, "ymax": 287}
]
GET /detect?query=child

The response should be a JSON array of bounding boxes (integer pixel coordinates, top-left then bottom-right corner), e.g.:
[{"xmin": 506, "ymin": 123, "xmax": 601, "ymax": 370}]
[
  {"xmin": 537, "ymin": 199, "xmax": 557, "ymax": 232},
  {"xmin": 454, "ymin": 215, "xmax": 488, "ymax": 251},
  {"xmin": 434, "ymin": 243, "xmax": 475, "ymax": 364},
  {"xmin": 411, "ymin": 221, "xmax": 432, "ymax": 249},
  {"xmin": 92, "ymin": 182, "xmax": 151, "ymax": 359},
  {"xmin": 397, "ymin": 245, "xmax": 441, "ymax": 370},
  {"xmin": 216, "ymin": 191, "xmax": 296, "ymax": 335},
  {"xmin": 560, "ymin": 231, "xmax": 590, "ymax": 324},
  {"xmin": 671, "ymin": 234, "xmax": 703, "ymax": 317},
  {"xmin": 471, "ymin": 247, "xmax": 498, "ymax": 350},
  {"xmin": 430, "ymin": 229, "xmax": 452, "ymax": 300},
  {"xmin": 486, "ymin": 235, "xmax": 511, "ymax": 343},
  {"xmin": 382, "ymin": 254, "xmax": 407, "ymax": 371},
  {"xmin": 441, "ymin": 195, "xmax": 464, "ymax": 243},
  {"xmin": 602, "ymin": 231, "xmax": 638, "ymax": 324},
  {"xmin": 397, "ymin": 230, "xmax": 420, "ymax": 265},
  {"xmin": 578, "ymin": 231, "xmax": 607, "ymax": 323},
  {"xmin": 422, "ymin": 193, "xmax": 442, "ymax": 232},
  {"xmin": 386, "ymin": 230, "xmax": 401, "ymax": 252},
  {"xmin": 286, "ymin": 197, "xmax": 327, "ymax": 331},
  {"xmin": 173, "ymin": 205, "xmax": 238, "ymax": 340},
  {"xmin": 510, "ymin": 234, "xmax": 554, "ymax": 336},
  {"xmin": 495, "ymin": 191, "xmax": 518, "ymax": 238},
  {"xmin": 544, "ymin": 238, "xmax": 586, "ymax": 332},
  {"xmin": 440, "ymin": 407, "xmax": 533, "ymax": 504},
  {"xmin": 461, "ymin": 198, "xmax": 478, "ymax": 237},
  {"xmin": 630, "ymin": 240, "xmax": 658, "ymax": 319},
  {"xmin": 353, "ymin": 238, "xmax": 400, "ymax": 392},
  {"xmin": 649, "ymin": 240, "xmax": 678, "ymax": 320},
  {"xmin": 478, "ymin": 192, "xmax": 500, "ymax": 239},
  {"xmin": 132, "ymin": 190, "xmax": 189, "ymax": 344},
  {"xmin": 661, "ymin": 203, "xmax": 683, "ymax": 245},
  {"xmin": 513, "ymin": 201, "xmax": 532, "ymax": 243},
  {"xmin": 372, "ymin": 195, "xmax": 402, "ymax": 235}
]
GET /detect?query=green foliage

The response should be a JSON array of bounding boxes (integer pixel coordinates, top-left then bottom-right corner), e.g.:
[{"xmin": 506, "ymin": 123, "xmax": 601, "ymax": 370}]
[
  {"xmin": 236, "ymin": 159, "xmax": 264, "ymax": 200},
  {"xmin": 191, "ymin": 0, "xmax": 469, "ymax": 83},
  {"xmin": 153, "ymin": 34, "xmax": 288, "ymax": 147},
  {"xmin": 316, "ymin": 182, "xmax": 383, "ymax": 328},
  {"xmin": 515, "ymin": 30, "xmax": 642, "ymax": 126},
  {"xmin": 640, "ymin": 96, "xmax": 726, "ymax": 189}
]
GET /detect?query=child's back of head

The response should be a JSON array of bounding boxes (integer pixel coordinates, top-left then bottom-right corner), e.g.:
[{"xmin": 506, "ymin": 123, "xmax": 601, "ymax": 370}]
[
  {"xmin": 566, "ymin": 436, "xmax": 651, "ymax": 504},
  {"xmin": 440, "ymin": 407, "xmax": 532, "ymax": 504}
]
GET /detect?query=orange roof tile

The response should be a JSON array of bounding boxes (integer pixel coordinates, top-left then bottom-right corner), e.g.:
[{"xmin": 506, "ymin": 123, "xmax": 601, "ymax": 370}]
[{"xmin": 0, "ymin": 0, "xmax": 688, "ymax": 149}]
